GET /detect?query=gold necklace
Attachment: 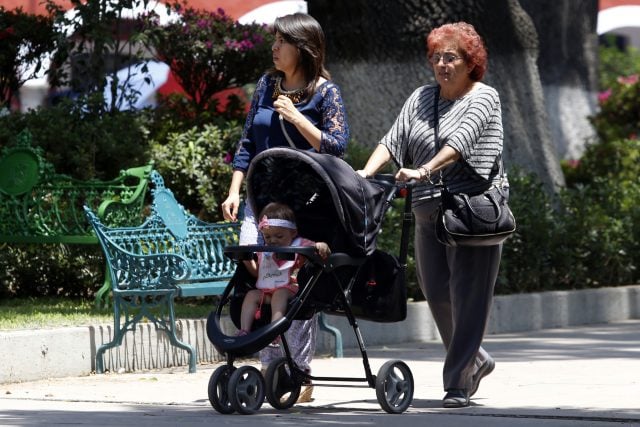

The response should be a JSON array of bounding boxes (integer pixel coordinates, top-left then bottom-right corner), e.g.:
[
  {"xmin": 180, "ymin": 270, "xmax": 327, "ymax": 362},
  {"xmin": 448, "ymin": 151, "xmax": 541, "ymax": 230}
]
[{"xmin": 273, "ymin": 76, "xmax": 305, "ymax": 104}]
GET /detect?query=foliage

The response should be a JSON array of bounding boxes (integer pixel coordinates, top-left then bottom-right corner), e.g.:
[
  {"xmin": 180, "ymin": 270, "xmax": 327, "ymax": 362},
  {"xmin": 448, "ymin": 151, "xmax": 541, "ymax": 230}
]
[
  {"xmin": 552, "ymin": 178, "xmax": 638, "ymax": 288},
  {"xmin": 0, "ymin": 4, "xmax": 271, "ymax": 296},
  {"xmin": 597, "ymin": 36, "xmax": 640, "ymax": 90},
  {"xmin": 591, "ymin": 39, "xmax": 640, "ymax": 144},
  {"xmin": 498, "ymin": 162, "xmax": 640, "ymax": 294},
  {"xmin": 498, "ymin": 169, "xmax": 557, "ymax": 294},
  {"xmin": 3, "ymin": 5, "xmax": 640, "ymax": 304},
  {"xmin": 0, "ymin": 97, "xmax": 150, "ymax": 180},
  {"xmin": 0, "ymin": 6, "xmax": 56, "ymax": 109},
  {"xmin": 563, "ymin": 138, "xmax": 640, "ymax": 192},
  {"xmin": 590, "ymin": 74, "xmax": 640, "ymax": 143},
  {"xmin": 146, "ymin": 86, "xmax": 249, "ymax": 143},
  {"xmin": 45, "ymin": 0, "xmax": 154, "ymax": 113},
  {"xmin": 344, "ymin": 139, "xmax": 394, "ymax": 173},
  {"xmin": 150, "ymin": 122, "xmax": 240, "ymax": 222},
  {"xmin": 559, "ymin": 138, "xmax": 640, "ymax": 287},
  {"xmin": 0, "ymin": 245, "xmax": 104, "ymax": 299},
  {"xmin": 142, "ymin": 3, "xmax": 274, "ymax": 113}
]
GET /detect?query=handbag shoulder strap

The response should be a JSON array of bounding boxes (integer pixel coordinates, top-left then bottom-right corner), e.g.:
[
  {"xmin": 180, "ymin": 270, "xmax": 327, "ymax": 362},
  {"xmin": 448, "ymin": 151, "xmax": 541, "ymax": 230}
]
[
  {"xmin": 433, "ymin": 86, "xmax": 444, "ymax": 187},
  {"xmin": 433, "ymin": 86, "xmax": 507, "ymax": 187},
  {"xmin": 279, "ymin": 115, "xmax": 297, "ymax": 148},
  {"xmin": 433, "ymin": 86, "xmax": 440, "ymax": 151}
]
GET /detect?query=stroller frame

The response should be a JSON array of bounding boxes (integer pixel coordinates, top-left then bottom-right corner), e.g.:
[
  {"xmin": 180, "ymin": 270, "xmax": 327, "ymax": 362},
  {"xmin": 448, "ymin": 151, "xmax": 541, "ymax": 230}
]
[{"xmin": 207, "ymin": 150, "xmax": 414, "ymax": 414}]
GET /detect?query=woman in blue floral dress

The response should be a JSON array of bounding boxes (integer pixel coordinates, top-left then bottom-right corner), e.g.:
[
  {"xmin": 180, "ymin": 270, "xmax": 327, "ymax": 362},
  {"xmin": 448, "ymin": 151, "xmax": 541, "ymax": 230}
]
[{"xmin": 221, "ymin": 12, "xmax": 349, "ymax": 403}]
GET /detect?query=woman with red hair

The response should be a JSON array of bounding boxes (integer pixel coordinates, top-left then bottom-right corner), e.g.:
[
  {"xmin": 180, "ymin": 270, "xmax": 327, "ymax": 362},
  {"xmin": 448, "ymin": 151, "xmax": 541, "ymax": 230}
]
[{"xmin": 357, "ymin": 22, "xmax": 506, "ymax": 408}]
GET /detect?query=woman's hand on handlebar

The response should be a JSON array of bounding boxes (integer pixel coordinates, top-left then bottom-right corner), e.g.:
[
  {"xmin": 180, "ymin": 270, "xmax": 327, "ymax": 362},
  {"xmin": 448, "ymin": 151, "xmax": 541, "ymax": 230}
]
[{"xmin": 395, "ymin": 167, "xmax": 421, "ymax": 182}]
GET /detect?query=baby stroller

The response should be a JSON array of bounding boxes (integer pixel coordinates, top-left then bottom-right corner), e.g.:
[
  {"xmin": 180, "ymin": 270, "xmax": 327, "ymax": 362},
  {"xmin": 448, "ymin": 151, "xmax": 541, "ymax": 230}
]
[{"xmin": 206, "ymin": 147, "xmax": 415, "ymax": 414}]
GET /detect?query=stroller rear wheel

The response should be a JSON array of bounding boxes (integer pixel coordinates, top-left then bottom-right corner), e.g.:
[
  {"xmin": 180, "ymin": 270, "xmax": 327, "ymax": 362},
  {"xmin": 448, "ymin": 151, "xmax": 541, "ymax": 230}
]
[
  {"xmin": 227, "ymin": 365, "xmax": 266, "ymax": 414},
  {"xmin": 208, "ymin": 365, "xmax": 236, "ymax": 414},
  {"xmin": 375, "ymin": 360, "xmax": 414, "ymax": 414},
  {"xmin": 264, "ymin": 356, "xmax": 302, "ymax": 409}
]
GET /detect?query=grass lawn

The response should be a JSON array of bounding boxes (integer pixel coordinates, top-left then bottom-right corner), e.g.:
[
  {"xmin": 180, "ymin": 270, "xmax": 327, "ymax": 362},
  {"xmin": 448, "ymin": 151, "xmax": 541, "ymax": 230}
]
[{"xmin": 0, "ymin": 297, "xmax": 216, "ymax": 331}]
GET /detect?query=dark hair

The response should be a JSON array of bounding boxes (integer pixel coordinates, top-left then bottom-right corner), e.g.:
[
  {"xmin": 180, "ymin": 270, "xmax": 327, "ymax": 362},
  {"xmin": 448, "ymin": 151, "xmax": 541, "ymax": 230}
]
[
  {"xmin": 258, "ymin": 202, "xmax": 297, "ymax": 225},
  {"xmin": 426, "ymin": 22, "xmax": 488, "ymax": 81},
  {"xmin": 269, "ymin": 13, "xmax": 331, "ymax": 100}
]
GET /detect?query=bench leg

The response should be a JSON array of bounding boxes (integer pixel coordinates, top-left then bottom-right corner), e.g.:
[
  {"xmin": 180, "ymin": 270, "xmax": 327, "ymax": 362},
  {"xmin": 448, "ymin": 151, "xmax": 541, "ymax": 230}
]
[
  {"xmin": 94, "ymin": 263, "xmax": 112, "ymax": 310},
  {"xmin": 318, "ymin": 312, "xmax": 343, "ymax": 358},
  {"xmin": 96, "ymin": 291, "xmax": 197, "ymax": 373},
  {"xmin": 164, "ymin": 295, "xmax": 197, "ymax": 373},
  {"xmin": 95, "ymin": 296, "xmax": 127, "ymax": 374}
]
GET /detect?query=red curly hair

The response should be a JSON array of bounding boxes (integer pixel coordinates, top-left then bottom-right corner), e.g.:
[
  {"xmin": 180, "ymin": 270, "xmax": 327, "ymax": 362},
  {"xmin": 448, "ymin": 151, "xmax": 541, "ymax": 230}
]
[{"xmin": 426, "ymin": 22, "xmax": 488, "ymax": 81}]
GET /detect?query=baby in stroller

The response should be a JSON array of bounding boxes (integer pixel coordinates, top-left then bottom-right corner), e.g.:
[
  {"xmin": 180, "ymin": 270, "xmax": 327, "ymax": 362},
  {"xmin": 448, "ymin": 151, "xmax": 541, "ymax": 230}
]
[
  {"xmin": 207, "ymin": 147, "xmax": 415, "ymax": 415},
  {"xmin": 237, "ymin": 201, "xmax": 331, "ymax": 338}
]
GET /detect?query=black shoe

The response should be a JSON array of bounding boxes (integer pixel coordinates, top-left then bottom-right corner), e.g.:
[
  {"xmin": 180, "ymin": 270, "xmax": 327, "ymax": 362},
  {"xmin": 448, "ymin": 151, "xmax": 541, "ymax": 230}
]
[
  {"xmin": 443, "ymin": 389, "xmax": 469, "ymax": 408},
  {"xmin": 470, "ymin": 357, "xmax": 495, "ymax": 397}
]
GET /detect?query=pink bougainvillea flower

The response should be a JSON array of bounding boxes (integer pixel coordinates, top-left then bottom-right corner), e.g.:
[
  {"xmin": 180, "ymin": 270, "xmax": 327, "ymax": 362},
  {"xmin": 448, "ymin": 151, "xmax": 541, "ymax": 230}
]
[
  {"xmin": 0, "ymin": 26, "xmax": 15, "ymax": 40},
  {"xmin": 616, "ymin": 74, "xmax": 639, "ymax": 85},
  {"xmin": 223, "ymin": 152, "xmax": 233, "ymax": 164},
  {"xmin": 597, "ymin": 88, "xmax": 612, "ymax": 104},
  {"xmin": 565, "ymin": 159, "xmax": 580, "ymax": 169}
]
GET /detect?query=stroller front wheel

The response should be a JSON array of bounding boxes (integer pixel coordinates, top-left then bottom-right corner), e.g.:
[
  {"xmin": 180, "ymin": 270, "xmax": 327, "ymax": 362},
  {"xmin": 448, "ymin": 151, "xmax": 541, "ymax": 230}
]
[
  {"xmin": 375, "ymin": 360, "xmax": 414, "ymax": 414},
  {"xmin": 227, "ymin": 365, "xmax": 266, "ymax": 414},
  {"xmin": 265, "ymin": 356, "xmax": 302, "ymax": 409},
  {"xmin": 208, "ymin": 365, "xmax": 236, "ymax": 414}
]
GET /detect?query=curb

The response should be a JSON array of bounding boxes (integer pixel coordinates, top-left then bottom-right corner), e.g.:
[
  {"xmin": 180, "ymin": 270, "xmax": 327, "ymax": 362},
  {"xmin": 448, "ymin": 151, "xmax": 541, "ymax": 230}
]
[
  {"xmin": 1, "ymin": 284, "xmax": 639, "ymax": 384},
  {"xmin": 319, "ymin": 284, "xmax": 640, "ymax": 349}
]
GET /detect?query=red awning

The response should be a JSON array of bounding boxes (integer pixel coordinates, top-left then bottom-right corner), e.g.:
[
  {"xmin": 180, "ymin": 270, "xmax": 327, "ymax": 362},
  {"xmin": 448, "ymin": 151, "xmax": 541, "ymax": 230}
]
[{"xmin": 0, "ymin": 0, "xmax": 280, "ymax": 19}]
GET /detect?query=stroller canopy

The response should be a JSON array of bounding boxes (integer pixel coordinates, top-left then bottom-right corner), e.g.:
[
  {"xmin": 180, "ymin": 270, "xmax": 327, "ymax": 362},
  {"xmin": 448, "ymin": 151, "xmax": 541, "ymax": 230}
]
[{"xmin": 246, "ymin": 148, "xmax": 388, "ymax": 257}]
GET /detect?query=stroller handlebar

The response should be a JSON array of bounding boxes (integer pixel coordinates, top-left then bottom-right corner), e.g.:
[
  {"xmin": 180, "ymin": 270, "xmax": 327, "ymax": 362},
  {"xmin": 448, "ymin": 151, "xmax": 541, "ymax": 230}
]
[
  {"xmin": 367, "ymin": 173, "xmax": 416, "ymax": 204},
  {"xmin": 224, "ymin": 245, "xmax": 366, "ymax": 269},
  {"xmin": 366, "ymin": 174, "xmax": 414, "ymax": 266},
  {"xmin": 225, "ymin": 244, "xmax": 327, "ymax": 265}
]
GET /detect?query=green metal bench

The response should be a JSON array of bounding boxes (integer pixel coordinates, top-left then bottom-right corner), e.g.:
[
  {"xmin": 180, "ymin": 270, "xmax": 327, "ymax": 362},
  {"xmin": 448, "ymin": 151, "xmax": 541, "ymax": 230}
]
[
  {"xmin": 84, "ymin": 171, "xmax": 240, "ymax": 374},
  {"xmin": 0, "ymin": 130, "xmax": 153, "ymax": 307}
]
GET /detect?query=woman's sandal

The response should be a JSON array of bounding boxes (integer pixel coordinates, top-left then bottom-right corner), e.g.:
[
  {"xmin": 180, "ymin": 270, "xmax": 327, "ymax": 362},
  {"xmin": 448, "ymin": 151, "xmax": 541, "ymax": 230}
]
[{"xmin": 296, "ymin": 384, "xmax": 314, "ymax": 403}]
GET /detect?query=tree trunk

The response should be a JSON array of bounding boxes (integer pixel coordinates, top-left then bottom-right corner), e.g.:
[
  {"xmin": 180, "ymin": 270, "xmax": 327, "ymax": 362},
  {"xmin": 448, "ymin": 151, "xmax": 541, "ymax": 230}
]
[
  {"xmin": 309, "ymin": 0, "xmax": 598, "ymax": 190},
  {"xmin": 519, "ymin": 0, "xmax": 599, "ymax": 160}
]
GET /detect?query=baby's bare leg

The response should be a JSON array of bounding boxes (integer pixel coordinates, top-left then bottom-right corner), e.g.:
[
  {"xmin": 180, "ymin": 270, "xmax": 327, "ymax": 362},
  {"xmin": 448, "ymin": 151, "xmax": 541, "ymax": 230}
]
[
  {"xmin": 270, "ymin": 288, "xmax": 291, "ymax": 322},
  {"xmin": 240, "ymin": 289, "xmax": 261, "ymax": 332}
]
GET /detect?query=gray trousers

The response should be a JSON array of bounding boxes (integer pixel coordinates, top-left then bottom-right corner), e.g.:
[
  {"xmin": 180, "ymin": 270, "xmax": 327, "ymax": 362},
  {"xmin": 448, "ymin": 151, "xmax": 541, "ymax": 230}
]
[
  {"xmin": 259, "ymin": 314, "xmax": 318, "ymax": 372},
  {"xmin": 414, "ymin": 199, "xmax": 501, "ymax": 391}
]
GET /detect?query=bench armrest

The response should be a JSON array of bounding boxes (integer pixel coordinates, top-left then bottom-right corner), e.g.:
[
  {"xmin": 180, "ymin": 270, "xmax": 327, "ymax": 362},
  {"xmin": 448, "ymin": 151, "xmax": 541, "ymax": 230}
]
[
  {"xmin": 105, "ymin": 247, "xmax": 192, "ymax": 291},
  {"xmin": 97, "ymin": 164, "xmax": 153, "ymax": 223}
]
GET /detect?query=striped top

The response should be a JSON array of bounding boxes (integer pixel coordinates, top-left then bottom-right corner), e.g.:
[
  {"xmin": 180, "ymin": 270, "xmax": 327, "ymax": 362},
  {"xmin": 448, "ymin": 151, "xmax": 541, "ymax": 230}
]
[{"xmin": 380, "ymin": 83, "xmax": 505, "ymax": 207}]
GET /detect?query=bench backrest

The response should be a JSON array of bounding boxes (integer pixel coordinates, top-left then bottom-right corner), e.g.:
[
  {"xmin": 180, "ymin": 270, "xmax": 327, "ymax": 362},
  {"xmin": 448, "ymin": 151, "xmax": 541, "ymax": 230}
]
[
  {"xmin": 84, "ymin": 171, "xmax": 239, "ymax": 291},
  {"xmin": 0, "ymin": 130, "xmax": 152, "ymax": 244}
]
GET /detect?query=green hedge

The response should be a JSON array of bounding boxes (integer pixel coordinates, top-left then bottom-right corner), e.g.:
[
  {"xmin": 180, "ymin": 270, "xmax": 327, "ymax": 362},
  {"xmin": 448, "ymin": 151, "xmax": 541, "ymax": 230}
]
[{"xmin": 2, "ymin": 121, "xmax": 639, "ymax": 300}]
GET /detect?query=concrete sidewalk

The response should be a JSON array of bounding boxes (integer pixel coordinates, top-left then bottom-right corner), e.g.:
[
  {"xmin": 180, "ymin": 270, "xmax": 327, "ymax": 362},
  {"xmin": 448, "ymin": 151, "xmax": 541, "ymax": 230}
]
[
  {"xmin": 3, "ymin": 284, "xmax": 640, "ymax": 384},
  {"xmin": 2, "ymin": 320, "xmax": 639, "ymax": 426}
]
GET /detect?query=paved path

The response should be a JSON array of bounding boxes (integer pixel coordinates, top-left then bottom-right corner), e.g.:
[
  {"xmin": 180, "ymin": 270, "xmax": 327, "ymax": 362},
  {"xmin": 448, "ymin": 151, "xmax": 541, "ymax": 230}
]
[{"xmin": 1, "ymin": 320, "xmax": 639, "ymax": 426}]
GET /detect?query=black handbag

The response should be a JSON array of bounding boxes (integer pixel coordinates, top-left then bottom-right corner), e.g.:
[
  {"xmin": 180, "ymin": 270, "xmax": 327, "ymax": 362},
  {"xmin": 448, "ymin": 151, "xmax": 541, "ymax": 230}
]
[
  {"xmin": 435, "ymin": 185, "xmax": 516, "ymax": 247},
  {"xmin": 431, "ymin": 87, "xmax": 516, "ymax": 247}
]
